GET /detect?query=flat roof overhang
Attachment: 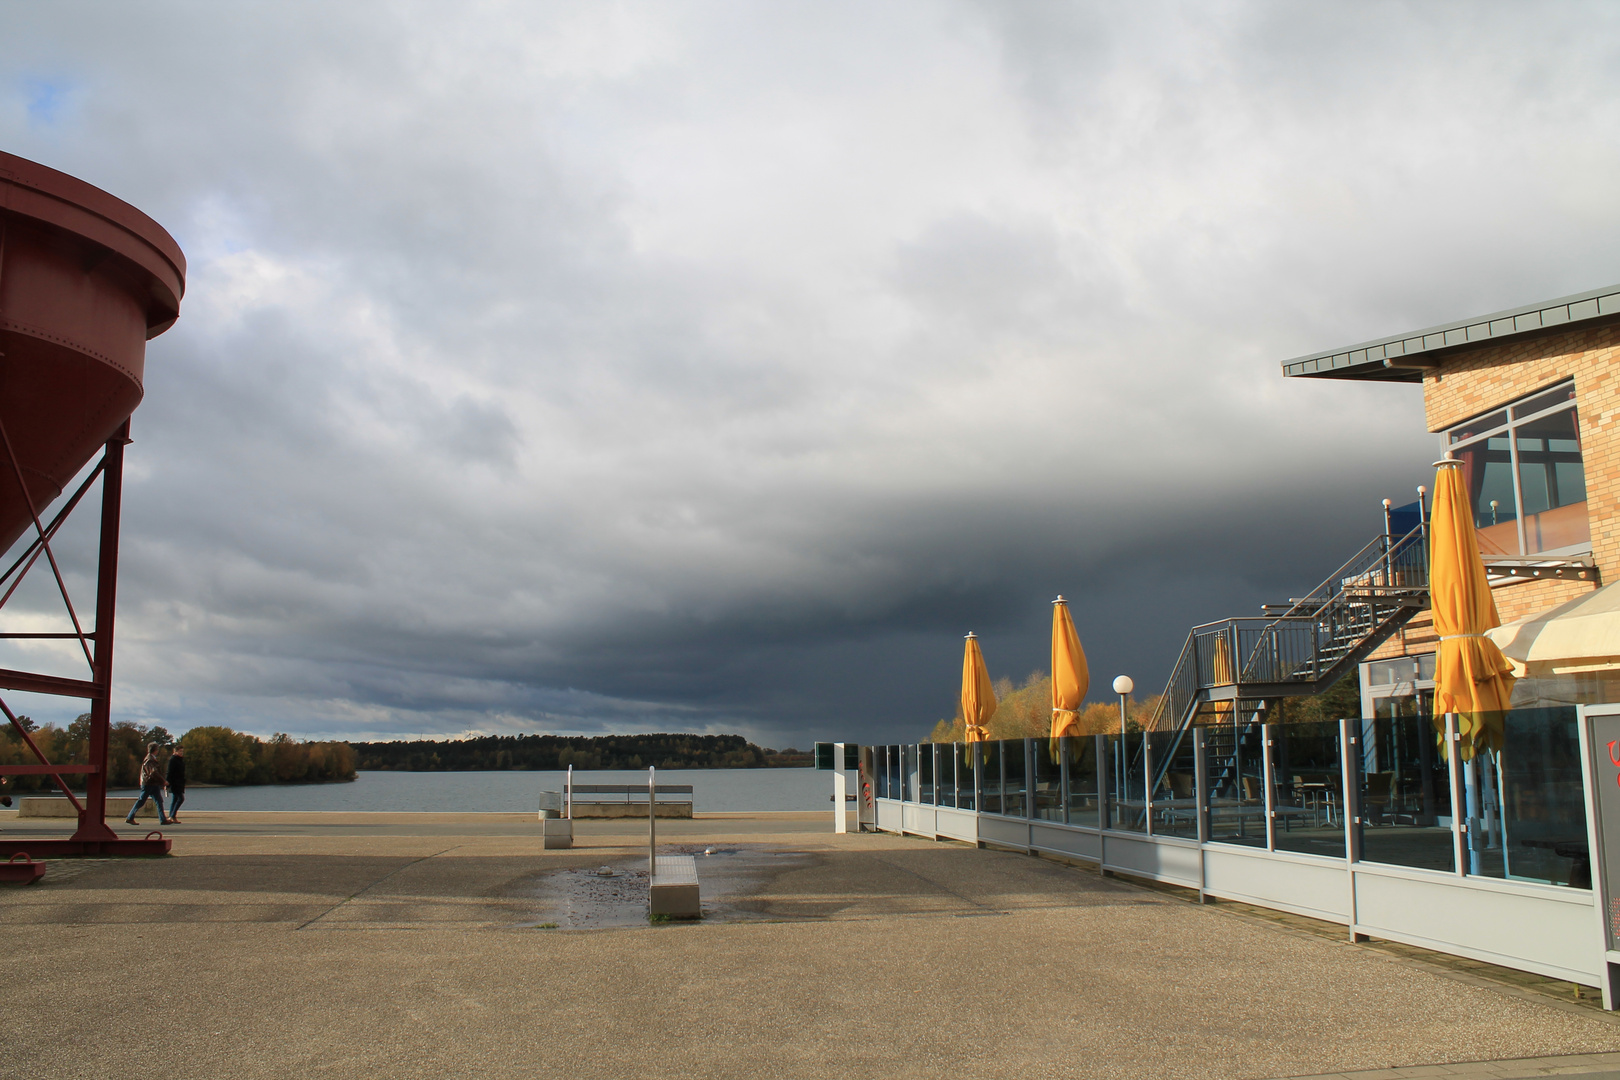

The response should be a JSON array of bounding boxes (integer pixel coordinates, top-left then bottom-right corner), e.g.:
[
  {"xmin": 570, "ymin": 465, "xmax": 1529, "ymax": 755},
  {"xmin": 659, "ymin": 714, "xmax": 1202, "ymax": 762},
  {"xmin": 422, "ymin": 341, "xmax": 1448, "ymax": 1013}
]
[{"xmin": 1281, "ymin": 283, "xmax": 1620, "ymax": 382}]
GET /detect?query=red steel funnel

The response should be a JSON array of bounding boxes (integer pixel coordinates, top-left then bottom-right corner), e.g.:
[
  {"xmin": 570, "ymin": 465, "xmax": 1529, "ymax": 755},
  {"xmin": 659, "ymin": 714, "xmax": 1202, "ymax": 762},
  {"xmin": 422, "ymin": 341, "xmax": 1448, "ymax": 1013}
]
[{"xmin": 0, "ymin": 151, "xmax": 186, "ymax": 552}]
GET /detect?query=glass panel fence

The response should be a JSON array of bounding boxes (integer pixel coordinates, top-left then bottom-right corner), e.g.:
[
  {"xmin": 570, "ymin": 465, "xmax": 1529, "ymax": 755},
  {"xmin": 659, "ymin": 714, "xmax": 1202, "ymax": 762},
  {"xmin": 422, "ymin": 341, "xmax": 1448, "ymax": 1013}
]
[
  {"xmin": 919, "ymin": 744, "xmax": 935, "ymax": 805},
  {"xmin": 1149, "ymin": 730, "xmax": 1199, "ymax": 839},
  {"xmin": 889, "ymin": 745, "xmax": 902, "ymax": 799},
  {"xmin": 956, "ymin": 743, "xmax": 976, "ymax": 811},
  {"xmin": 1065, "ymin": 736, "xmax": 1101, "ymax": 828},
  {"xmin": 1003, "ymin": 740, "xmax": 1028, "ymax": 817},
  {"xmin": 937, "ymin": 744, "xmax": 956, "ymax": 808},
  {"xmin": 1271, "ymin": 720, "xmax": 1345, "ymax": 858},
  {"xmin": 903, "ymin": 744, "xmax": 916, "ymax": 802},
  {"xmin": 980, "ymin": 741, "xmax": 1003, "ymax": 815},
  {"xmin": 1464, "ymin": 707, "xmax": 1588, "ymax": 888},
  {"xmin": 1032, "ymin": 738, "xmax": 1064, "ymax": 821},
  {"xmin": 1356, "ymin": 710, "xmax": 1455, "ymax": 873},
  {"xmin": 1110, "ymin": 732, "xmax": 1148, "ymax": 832},
  {"xmin": 1205, "ymin": 718, "xmax": 1266, "ymax": 847},
  {"xmin": 874, "ymin": 746, "xmax": 888, "ymax": 799}
]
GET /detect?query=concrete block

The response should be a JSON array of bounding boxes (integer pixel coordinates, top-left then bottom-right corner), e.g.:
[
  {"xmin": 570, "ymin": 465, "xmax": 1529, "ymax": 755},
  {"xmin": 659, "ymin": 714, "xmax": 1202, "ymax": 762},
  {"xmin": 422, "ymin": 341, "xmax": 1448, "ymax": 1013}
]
[
  {"xmin": 569, "ymin": 801, "xmax": 692, "ymax": 819},
  {"xmin": 19, "ymin": 797, "xmax": 156, "ymax": 820},
  {"xmin": 649, "ymin": 854, "xmax": 701, "ymax": 918},
  {"xmin": 540, "ymin": 818, "xmax": 573, "ymax": 849}
]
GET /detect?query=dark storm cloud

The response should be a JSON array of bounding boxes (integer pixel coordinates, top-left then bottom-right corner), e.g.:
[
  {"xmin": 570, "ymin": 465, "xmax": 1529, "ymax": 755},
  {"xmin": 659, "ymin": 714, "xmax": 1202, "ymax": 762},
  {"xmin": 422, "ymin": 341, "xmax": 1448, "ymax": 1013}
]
[{"xmin": 2, "ymin": 2, "xmax": 1618, "ymax": 746}]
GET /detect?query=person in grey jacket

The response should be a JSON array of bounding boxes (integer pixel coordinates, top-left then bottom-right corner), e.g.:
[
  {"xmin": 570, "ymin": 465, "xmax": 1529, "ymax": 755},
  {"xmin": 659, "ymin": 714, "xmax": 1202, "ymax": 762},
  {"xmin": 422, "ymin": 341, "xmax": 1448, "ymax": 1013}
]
[{"xmin": 166, "ymin": 744, "xmax": 187, "ymax": 824}]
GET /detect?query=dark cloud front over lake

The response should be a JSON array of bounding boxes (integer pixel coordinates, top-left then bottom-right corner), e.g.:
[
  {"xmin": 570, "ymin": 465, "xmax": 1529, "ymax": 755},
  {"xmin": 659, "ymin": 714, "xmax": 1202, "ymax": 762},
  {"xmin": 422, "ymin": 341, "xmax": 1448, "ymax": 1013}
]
[{"xmin": 2, "ymin": 2, "xmax": 1618, "ymax": 747}]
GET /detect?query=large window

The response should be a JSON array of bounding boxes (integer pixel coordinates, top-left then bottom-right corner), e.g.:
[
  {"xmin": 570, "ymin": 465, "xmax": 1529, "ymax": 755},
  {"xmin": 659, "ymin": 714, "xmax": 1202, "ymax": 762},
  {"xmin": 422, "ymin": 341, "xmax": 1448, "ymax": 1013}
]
[{"xmin": 1446, "ymin": 381, "xmax": 1589, "ymax": 557}]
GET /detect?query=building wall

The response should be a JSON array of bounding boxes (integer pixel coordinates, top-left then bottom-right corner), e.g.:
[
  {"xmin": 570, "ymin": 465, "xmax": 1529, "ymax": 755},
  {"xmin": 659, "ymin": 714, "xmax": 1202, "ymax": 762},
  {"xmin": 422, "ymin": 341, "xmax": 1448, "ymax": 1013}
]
[
  {"xmin": 1421, "ymin": 320, "xmax": 1620, "ymax": 584},
  {"xmin": 1360, "ymin": 321, "xmax": 1618, "ymax": 668}
]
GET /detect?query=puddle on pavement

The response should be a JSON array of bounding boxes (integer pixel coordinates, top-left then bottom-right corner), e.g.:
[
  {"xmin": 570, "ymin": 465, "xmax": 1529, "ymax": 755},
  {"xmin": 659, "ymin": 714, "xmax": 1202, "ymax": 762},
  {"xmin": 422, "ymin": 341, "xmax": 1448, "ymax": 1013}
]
[{"xmin": 518, "ymin": 844, "xmax": 817, "ymax": 929}]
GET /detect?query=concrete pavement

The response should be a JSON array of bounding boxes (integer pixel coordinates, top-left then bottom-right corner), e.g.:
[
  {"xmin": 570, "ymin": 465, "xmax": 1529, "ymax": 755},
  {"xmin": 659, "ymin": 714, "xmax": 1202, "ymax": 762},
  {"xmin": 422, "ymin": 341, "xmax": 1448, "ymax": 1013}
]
[{"xmin": 0, "ymin": 812, "xmax": 1617, "ymax": 1079}]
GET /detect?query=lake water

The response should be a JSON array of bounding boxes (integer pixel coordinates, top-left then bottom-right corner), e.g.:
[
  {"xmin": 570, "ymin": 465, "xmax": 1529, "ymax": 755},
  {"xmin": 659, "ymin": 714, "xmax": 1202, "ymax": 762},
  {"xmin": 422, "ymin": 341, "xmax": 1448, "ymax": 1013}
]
[{"xmin": 122, "ymin": 768, "xmax": 832, "ymax": 813}]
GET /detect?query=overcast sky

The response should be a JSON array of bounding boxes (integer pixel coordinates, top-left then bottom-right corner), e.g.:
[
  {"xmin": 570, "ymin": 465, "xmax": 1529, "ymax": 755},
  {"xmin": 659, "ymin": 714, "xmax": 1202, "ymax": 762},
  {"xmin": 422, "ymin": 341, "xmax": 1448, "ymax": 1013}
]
[{"xmin": 3, "ymin": 2, "xmax": 1618, "ymax": 747}]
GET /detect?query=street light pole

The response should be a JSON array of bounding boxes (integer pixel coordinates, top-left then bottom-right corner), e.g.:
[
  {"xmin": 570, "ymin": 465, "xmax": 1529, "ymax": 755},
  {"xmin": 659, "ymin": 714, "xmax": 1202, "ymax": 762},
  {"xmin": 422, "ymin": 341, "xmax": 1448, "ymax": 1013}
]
[{"xmin": 1113, "ymin": 674, "xmax": 1134, "ymax": 738}]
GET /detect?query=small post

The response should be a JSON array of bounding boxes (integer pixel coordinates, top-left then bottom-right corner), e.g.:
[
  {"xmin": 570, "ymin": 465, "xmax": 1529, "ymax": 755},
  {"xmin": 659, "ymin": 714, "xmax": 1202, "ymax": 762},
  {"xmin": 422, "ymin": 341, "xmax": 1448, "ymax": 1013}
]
[
  {"xmin": 833, "ymin": 742, "xmax": 848, "ymax": 834},
  {"xmin": 649, "ymin": 765, "xmax": 657, "ymax": 876}
]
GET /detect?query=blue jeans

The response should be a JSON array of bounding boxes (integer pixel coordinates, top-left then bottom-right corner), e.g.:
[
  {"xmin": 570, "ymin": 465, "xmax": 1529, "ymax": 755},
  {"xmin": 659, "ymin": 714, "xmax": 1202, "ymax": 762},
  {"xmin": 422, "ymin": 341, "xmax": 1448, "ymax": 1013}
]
[
  {"xmin": 168, "ymin": 790, "xmax": 185, "ymax": 819},
  {"xmin": 128, "ymin": 787, "xmax": 169, "ymax": 824}
]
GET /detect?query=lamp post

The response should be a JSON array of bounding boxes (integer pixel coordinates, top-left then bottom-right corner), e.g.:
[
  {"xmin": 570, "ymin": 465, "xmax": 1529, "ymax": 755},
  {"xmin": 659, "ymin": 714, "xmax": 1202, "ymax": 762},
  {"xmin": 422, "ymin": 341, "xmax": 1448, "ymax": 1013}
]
[{"xmin": 1113, "ymin": 675, "xmax": 1134, "ymax": 738}]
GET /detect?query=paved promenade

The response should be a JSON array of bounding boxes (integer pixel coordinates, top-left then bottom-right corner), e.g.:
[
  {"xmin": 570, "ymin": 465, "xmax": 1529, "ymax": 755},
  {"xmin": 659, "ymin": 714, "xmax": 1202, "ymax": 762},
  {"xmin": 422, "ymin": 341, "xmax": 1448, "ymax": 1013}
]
[{"xmin": 1, "ymin": 811, "xmax": 1618, "ymax": 1079}]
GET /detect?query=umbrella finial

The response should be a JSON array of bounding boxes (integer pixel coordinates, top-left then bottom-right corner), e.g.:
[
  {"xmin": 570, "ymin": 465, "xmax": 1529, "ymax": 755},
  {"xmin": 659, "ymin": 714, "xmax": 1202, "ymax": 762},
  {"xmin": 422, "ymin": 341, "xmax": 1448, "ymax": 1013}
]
[
  {"xmin": 1433, "ymin": 450, "xmax": 1462, "ymax": 468},
  {"xmin": 965, "ymin": 630, "xmax": 976, "ymax": 639},
  {"xmin": 1053, "ymin": 595, "xmax": 1065, "ymax": 604}
]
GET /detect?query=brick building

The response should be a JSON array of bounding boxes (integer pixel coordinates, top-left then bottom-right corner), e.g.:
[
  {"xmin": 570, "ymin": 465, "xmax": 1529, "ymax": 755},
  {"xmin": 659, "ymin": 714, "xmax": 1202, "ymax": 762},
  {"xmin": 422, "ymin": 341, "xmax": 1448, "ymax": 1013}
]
[{"xmin": 1284, "ymin": 284, "xmax": 1620, "ymax": 721}]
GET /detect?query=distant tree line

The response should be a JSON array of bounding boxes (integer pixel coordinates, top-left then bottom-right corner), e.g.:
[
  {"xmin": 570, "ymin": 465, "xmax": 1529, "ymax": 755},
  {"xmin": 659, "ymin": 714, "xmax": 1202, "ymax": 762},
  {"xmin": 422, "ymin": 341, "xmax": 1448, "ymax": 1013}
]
[
  {"xmin": 351, "ymin": 733, "xmax": 812, "ymax": 771},
  {"xmin": 0, "ymin": 716, "xmax": 356, "ymax": 792}
]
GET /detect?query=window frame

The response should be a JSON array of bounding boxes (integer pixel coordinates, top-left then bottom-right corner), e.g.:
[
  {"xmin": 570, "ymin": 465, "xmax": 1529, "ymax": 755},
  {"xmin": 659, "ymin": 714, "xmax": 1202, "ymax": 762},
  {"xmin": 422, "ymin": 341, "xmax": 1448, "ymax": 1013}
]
[{"xmin": 1442, "ymin": 380, "xmax": 1587, "ymax": 558}]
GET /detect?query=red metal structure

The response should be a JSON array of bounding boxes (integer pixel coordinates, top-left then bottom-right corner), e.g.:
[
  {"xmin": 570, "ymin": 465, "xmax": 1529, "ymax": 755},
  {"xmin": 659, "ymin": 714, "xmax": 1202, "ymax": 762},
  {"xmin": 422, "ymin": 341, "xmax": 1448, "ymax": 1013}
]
[{"xmin": 0, "ymin": 151, "xmax": 185, "ymax": 856}]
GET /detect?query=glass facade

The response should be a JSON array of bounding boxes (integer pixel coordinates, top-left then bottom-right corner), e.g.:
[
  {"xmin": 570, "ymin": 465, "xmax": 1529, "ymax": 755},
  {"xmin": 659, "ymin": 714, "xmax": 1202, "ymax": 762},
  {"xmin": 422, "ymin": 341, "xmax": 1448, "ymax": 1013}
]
[
  {"xmin": 1003, "ymin": 740, "xmax": 1028, "ymax": 817},
  {"xmin": 1356, "ymin": 712, "xmax": 1454, "ymax": 873},
  {"xmin": 1205, "ymin": 719, "xmax": 1266, "ymax": 847},
  {"xmin": 1032, "ymin": 740, "xmax": 1063, "ymax": 821},
  {"xmin": 886, "ymin": 714, "xmax": 1587, "ymax": 895},
  {"xmin": 979, "ymin": 741, "xmax": 1002, "ymax": 815},
  {"xmin": 1149, "ymin": 730, "xmax": 1198, "ymax": 839},
  {"xmin": 956, "ymin": 743, "xmax": 975, "ymax": 811},
  {"xmin": 1065, "ymin": 736, "xmax": 1101, "ymax": 828},
  {"xmin": 1446, "ymin": 380, "xmax": 1589, "ymax": 557},
  {"xmin": 1270, "ymin": 721, "xmax": 1345, "ymax": 858}
]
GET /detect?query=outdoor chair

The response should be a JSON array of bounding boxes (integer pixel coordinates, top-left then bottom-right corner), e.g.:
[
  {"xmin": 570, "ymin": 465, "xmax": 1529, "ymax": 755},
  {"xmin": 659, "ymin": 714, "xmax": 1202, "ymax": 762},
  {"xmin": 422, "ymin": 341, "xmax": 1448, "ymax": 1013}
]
[{"xmin": 1361, "ymin": 771, "xmax": 1395, "ymax": 825}]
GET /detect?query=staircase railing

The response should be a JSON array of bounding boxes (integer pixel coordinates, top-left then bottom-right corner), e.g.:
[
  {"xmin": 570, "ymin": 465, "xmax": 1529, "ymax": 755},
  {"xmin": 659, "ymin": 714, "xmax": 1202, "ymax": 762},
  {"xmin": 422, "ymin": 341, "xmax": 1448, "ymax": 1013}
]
[{"xmin": 1146, "ymin": 526, "xmax": 1428, "ymax": 738}]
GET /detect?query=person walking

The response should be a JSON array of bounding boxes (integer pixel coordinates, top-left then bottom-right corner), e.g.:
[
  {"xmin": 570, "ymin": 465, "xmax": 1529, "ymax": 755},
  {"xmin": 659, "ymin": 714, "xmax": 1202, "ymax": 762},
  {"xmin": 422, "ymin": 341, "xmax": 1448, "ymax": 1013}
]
[
  {"xmin": 166, "ymin": 744, "xmax": 187, "ymax": 824},
  {"xmin": 126, "ymin": 742, "xmax": 170, "ymax": 826}
]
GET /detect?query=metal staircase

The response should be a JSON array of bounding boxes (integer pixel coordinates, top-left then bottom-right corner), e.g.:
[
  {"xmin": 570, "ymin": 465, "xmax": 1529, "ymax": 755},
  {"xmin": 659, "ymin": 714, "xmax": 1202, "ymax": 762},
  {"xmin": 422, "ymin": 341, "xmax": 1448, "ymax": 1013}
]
[{"xmin": 1147, "ymin": 525, "xmax": 1430, "ymax": 740}]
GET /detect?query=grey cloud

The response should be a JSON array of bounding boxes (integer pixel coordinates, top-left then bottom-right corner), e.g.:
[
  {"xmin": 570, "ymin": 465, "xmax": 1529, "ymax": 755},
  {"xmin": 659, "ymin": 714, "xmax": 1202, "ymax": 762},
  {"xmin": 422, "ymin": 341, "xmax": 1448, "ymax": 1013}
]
[{"xmin": 0, "ymin": 2, "xmax": 1614, "ymax": 746}]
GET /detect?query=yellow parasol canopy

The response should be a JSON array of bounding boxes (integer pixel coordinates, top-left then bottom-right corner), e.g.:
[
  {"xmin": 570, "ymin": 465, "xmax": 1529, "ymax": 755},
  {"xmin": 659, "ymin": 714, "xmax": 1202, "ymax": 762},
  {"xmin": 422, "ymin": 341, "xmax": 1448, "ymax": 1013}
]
[
  {"xmin": 961, "ymin": 632, "xmax": 997, "ymax": 745},
  {"xmin": 1050, "ymin": 596, "xmax": 1090, "ymax": 740},
  {"xmin": 1430, "ymin": 454, "xmax": 1516, "ymax": 759}
]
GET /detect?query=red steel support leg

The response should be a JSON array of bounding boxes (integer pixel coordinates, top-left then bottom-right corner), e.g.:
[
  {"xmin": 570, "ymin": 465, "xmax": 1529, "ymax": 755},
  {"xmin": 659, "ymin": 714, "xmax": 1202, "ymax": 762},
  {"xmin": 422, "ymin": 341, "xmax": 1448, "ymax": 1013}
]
[{"xmin": 71, "ymin": 423, "xmax": 126, "ymax": 844}]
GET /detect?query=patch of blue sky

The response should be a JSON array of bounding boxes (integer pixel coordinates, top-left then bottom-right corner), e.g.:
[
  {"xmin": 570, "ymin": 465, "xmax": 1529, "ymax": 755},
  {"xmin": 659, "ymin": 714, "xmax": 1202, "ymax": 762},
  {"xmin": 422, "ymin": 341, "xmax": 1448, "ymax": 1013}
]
[{"xmin": 23, "ymin": 78, "xmax": 73, "ymax": 129}]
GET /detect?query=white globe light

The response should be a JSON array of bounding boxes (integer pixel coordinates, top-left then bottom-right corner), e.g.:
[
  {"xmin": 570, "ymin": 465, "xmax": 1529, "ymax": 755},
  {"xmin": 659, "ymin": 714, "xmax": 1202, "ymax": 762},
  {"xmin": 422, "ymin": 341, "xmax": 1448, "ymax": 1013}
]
[{"xmin": 1112, "ymin": 675, "xmax": 1134, "ymax": 695}]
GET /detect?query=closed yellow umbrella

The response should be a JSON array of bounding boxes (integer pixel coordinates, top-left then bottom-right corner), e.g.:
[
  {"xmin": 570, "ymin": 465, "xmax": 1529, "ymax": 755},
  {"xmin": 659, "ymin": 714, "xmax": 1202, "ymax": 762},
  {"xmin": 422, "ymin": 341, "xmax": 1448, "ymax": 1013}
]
[
  {"xmin": 1050, "ymin": 595, "xmax": 1090, "ymax": 740},
  {"xmin": 1431, "ymin": 454, "xmax": 1515, "ymax": 759},
  {"xmin": 961, "ymin": 632, "xmax": 997, "ymax": 745},
  {"xmin": 1207, "ymin": 632, "xmax": 1235, "ymax": 723}
]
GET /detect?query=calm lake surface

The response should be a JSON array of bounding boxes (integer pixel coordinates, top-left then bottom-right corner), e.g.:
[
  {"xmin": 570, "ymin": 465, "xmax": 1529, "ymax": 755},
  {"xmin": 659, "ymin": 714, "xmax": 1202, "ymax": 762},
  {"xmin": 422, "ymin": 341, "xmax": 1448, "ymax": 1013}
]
[{"xmin": 122, "ymin": 768, "xmax": 831, "ymax": 813}]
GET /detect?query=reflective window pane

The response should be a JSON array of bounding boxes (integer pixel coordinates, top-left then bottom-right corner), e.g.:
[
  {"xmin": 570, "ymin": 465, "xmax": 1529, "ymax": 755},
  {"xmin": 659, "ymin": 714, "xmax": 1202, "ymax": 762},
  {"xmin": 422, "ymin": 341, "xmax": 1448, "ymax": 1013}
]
[
  {"xmin": 875, "ymin": 746, "xmax": 888, "ymax": 799},
  {"xmin": 980, "ymin": 741, "xmax": 1003, "ymax": 815},
  {"xmin": 1511, "ymin": 381, "xmax": 1577, "ymax": 420},
  {"xmin": 956, "ymin": 744, "xmax": 975, "ymax": 811},
  {"xmin": 1032, "ymin": 739, "xmax": 1063, "ymax": 821},
  {"xmin": 1002, "ymin": 740, "xmax": 1028, "ymax": 817},
  {"xmin": 1206, "ymin": 718, "xmax": 1267, "ymax": 847},
  {"xmin": 1452, "ymin": 438, "xmax": 1519, "ymax": 556},
  {"xmin": 1356, "ymin": 708, "xmax": 1454, "ymax": 873},
  {"xmin": 889, "ymin": 745, "xmax": 902, "ymax": 800},
  {"xmin": 1111, "ymin": 733, "xmax": 1149, "ymax": 833},
  {"xmin": 1516, "ymin": 408, "xmax": 1590, "ymax": 553},
  {"xmin": 1065, "ymin": 736, "xmax": 1100, "ymax": 828},
  {"xmin": 1448, "ymin": 410, "xmax": 1507, "ymax": 443},
  {"xmin": 919, "ymin": 744, "xmax": 935, "ymax": 805},
  {"xmin": 1271, "ymin": 721, "xmax": 1346, "ymax": 858},
  {"xmin": 936, "ymin": 745, "xmax": 955, "ymax": 808},
  {"xmin": 1149, "ymin": 730, "xmax": 1199, "ymax": 838},
  {"xmin": 1465, "ymin": 707, "xmax": 1588, "ymax": 887}
]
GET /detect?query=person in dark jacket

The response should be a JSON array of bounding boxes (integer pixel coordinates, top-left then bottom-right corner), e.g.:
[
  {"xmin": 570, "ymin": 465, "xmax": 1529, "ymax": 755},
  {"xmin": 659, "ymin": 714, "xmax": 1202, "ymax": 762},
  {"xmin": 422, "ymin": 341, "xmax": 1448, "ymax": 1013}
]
[
  {"xmin": 126, "ymin": 742, "xmax": 170, "ymax": 826},
  {"xmin": 166, "ymin": 744, "xmax": 187, "ymax": 824}
]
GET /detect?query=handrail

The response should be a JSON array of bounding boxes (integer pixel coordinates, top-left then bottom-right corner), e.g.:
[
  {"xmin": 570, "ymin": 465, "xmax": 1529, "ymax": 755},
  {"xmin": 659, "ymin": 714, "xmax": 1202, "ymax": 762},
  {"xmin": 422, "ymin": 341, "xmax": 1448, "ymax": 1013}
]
[{"xmin": 1146, "ymin": 528, "xmax": 1428, "ymax": 739}]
